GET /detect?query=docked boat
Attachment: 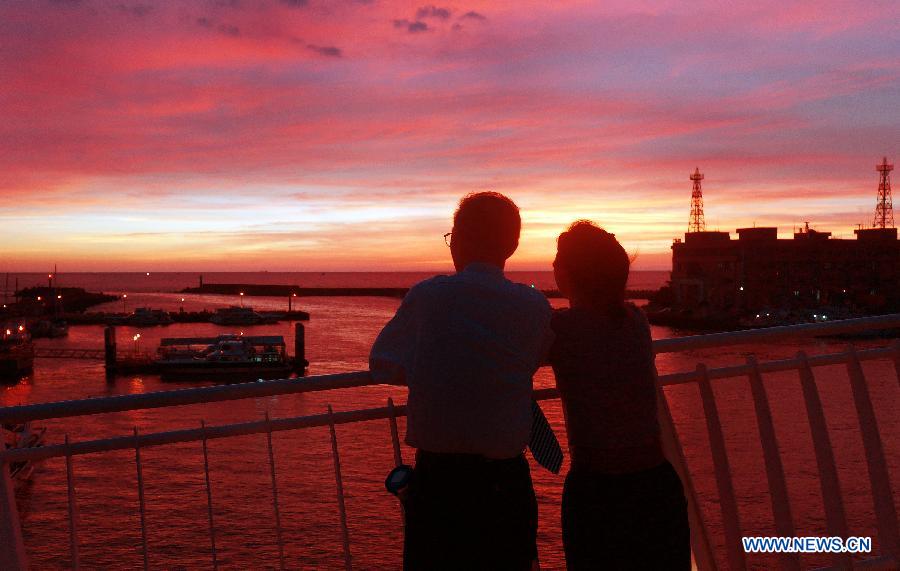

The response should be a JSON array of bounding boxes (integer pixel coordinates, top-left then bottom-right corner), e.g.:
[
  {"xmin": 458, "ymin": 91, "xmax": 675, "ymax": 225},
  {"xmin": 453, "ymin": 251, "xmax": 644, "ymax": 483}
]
[
  {"xmin": 126, "ymin": 308, "xmax": 173, "ymax": 326},
  {"xmin": 155, "ymin": 334, "xmax": 292, "ymax": 380},
  {"xmin": 3, "ymin": 422, "xmax": 47, "ymax": 484},
  {"xmin": 209, "ymin": 306, "xmax": 277, "ymax": 326},
  {"xmin": 30, "ymin": 318, "xmax": 69, "ymax": 338},
  {"xmin": 0, "ymin": 325, "xmax": 34, "ymax": 380}
]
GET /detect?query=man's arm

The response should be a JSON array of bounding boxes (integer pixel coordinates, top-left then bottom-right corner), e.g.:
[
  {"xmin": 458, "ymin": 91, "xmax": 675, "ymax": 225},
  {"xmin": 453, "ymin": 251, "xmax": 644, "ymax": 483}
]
[{"xmin": 369, "ymin": 286, "xmax": 422, "ymax": 385}]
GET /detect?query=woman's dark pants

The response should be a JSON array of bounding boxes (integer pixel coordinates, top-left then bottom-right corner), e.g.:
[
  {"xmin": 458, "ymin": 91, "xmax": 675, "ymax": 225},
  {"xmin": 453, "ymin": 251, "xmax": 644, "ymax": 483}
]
[{"xmin": 562, "ymin": 460, "xmax": 691, "ymax": 570}]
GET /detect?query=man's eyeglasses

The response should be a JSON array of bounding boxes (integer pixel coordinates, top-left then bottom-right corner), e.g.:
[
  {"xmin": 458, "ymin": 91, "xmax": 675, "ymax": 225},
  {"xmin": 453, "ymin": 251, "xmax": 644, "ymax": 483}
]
[{"xmin": 443, "ymin": 232, "xmax": 452, "ymax": 247}]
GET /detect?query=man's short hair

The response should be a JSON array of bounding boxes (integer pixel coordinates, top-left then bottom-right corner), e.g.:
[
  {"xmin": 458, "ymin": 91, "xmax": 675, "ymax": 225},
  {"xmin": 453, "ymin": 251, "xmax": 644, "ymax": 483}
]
[{"xmin": 453, "ymin": 192, "xmax": 521, "ymax": 260}]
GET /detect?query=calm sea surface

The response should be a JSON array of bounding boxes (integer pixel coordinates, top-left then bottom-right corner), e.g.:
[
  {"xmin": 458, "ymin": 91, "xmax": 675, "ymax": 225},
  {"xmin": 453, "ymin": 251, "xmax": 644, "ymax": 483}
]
[{"xmin": 2, "ymin": 272, "xmax": 898, "ymax": 569}]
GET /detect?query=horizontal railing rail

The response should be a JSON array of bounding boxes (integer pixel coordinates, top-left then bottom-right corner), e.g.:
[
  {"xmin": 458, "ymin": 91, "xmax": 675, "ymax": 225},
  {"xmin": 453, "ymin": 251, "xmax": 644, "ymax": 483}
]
[
  {"xmin": 4, "ymin": 313, "xmax": 898, "ymax": 425},
  {"xmin": 2, "ymin": 313, "xmax": 899, "ymax": 571},
  {"xmin": 1, "ymin": 343, "xmax": 897, "ymax": 467}
]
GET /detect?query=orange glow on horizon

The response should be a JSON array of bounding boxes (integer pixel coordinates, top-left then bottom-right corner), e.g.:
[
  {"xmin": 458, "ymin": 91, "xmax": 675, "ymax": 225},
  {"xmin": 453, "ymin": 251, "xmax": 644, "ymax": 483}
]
[{"xmin": 0, "ymin": 2, "xmax": 894, "ymax": 272}]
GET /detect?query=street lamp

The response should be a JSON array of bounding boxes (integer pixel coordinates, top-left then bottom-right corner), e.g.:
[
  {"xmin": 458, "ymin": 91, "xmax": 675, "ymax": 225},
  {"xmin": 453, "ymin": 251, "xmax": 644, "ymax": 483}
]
[
  {"xmin": 123, "ymin": 293, "xmax": 128, "ymax": 313},
  {"xmin": 240, "ymin": 292, "xmax": 244, "ymax": 308},
  {"xmin": 180, "ymin": 298, "xmax": 185, "ymax": 313},
  {"xmin": 289, "ymin": 292, "xmax": 297, "ymax": 312},
  {"xmin": 133, "ymin": 333, "xmax": 141, "ymax": 353}
]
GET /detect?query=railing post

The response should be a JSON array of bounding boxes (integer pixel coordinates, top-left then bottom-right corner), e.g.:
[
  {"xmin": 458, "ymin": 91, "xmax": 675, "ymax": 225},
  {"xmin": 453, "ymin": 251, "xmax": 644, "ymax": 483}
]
[
  {"xmin": 327, "ymin": 405, "xmax": 352, "ymax": 571},
  {"xmin": 200, "ymin": 420, "xmax": 219, "ymax": 570},
  {"xmin": 657, "ymin": 382, "xmax": 717, "ymax": 571},
  {"xmin": 133, "ymin": 428, "xmax": 149, "ymax": 571},
  {"xmin": 845, "ymin": 347, "xmax": 900, "ymax": 559},
  {"xmin": 746, "ymin": 356, "xmax": 800, "ymax": 571},
  {"xmin": 0, "ymin": 460, "xmax": 28, "ymax": 570},
  {"xmin": 387, "ymin": 398, "xmax": 402, "ymax": 467},
  {"xmin": 65, "ymin": 435, "xmax": 81, "ymax": 570},
  {"xmin": 264, "ymin": 411, "xmax": 286, "ymax": 571},
  {"xmin": 797, "ymin": 351, "xmax": 851, "ymax": 569},
  {"xmin": 697, "ymin": 364, "xmax": 746, "ymax": 571}
]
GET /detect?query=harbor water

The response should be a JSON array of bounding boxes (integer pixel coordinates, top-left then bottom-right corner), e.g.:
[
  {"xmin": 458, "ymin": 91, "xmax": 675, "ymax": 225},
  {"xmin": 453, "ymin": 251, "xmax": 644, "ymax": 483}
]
[{"xmin": 2, "ymin": 272, "xmax": 898, "ymax": 569}]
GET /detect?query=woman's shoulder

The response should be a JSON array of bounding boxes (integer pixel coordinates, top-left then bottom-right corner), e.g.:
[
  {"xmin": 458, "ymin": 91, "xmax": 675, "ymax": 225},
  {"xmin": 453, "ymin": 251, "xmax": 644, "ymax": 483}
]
[{"xmin": 550, "ymin": 307, "xmax": 575, "ymax": 332}]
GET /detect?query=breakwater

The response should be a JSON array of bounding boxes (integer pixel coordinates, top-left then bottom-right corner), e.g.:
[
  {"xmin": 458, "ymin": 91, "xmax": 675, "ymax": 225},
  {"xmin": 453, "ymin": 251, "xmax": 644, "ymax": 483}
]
[
  {"xmin": 60, "ymin": 309, "xmax": 310, "ymax": 325},
  {"xmin": 181, "ymin": 283, "xmax": 658, "ymax": 300}
]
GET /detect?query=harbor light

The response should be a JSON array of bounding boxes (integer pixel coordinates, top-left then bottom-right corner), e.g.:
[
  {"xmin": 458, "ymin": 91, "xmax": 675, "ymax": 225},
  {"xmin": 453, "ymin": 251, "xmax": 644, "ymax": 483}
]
[
  {"xmin": 739, "ymin": 286, "xmax": 744, "ymax": 291},
  {"xmin": 57, "ymin": 295, "xmax": 62, "ymax": 300},
  {"xmin": 146, "ymin": 272, "xmax": 150, "ymax": 276},
  {"xmin": 36, "ymin": 296, "xmax": 42, "ymax": 301}
]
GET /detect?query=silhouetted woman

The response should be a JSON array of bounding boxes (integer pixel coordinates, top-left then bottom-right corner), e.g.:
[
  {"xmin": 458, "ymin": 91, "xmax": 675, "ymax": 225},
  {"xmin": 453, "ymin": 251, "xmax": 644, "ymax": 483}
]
[{"xmin": 549, "ymin": 221, "xmax": 690, "ymax": 570}]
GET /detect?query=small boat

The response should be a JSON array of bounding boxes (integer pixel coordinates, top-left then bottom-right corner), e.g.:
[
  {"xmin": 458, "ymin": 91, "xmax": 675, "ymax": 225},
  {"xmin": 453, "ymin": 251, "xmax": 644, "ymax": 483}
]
[
  {"xmin": 209, "ymin": 306, "xmax": 277, "ymax": 326},
  {"xmin": 0, "ymin": 324, "xmax": 34, "ymax": 380},
  {"xmin": 156, "ymin": 334, "xmax": 293, "ymax": 380},
  {"xmin": 126, "ymin": 308, "xmax": 173, "ymax": 327},
  {"xmin": 3, "ymin": 422, "xmax": 47, "ymax": 484},
  {"xmin": 30, "ymin": 318, "xmax": 69, "ymax": 338}
]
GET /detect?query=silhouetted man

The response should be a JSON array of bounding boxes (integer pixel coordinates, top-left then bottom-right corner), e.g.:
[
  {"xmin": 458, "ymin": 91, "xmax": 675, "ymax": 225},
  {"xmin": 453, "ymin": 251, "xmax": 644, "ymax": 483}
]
[{"xmin": 370, "ymin": 191, "xmax": 553, "ymax": 570}]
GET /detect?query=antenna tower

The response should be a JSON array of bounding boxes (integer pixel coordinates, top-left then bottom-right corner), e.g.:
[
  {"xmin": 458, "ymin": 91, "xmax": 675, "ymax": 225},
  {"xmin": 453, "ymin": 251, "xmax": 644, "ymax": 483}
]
[
  {"xmin": 688, "ymin": 167, "xmax": 706, "ymax": 232},
  {"xmin": 874, "ymin": 156, "xmax": 894, "ymax": 228}
]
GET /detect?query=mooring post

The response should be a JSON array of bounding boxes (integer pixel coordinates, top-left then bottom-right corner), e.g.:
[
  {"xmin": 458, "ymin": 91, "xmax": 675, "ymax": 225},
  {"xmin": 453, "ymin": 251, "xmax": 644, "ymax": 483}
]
[
  {"xmin": 294, "ymin": 322, "xmax": 306, "ymax": 372},
  {"xmin": 104, "ymin": 326, "xmax": 117, "ymax": 378}
]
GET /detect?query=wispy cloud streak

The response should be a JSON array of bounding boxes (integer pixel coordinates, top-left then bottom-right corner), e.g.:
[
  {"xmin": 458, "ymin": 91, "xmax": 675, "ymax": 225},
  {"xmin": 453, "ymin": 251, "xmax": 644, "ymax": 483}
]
[{"xmin": 0, "ymin": 0, "xmax": 896, "ymax": 270}]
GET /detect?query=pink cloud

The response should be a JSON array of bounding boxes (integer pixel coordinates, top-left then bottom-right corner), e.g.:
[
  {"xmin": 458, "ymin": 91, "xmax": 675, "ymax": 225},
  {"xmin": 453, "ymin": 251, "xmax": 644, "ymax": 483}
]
[{"xmin": 0, "ymin": 0, "xmax": 896, "ymax": 270}]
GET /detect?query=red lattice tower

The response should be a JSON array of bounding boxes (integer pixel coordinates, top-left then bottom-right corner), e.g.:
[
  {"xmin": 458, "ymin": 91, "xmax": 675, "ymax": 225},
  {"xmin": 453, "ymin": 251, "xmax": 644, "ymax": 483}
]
[
  {"xmin": 874, "ymin": 156, "xmax": 894, "ymax": 228},
  {"xmin": 688, "ymin": 167, "xmax": 706, "ymax": 232}
]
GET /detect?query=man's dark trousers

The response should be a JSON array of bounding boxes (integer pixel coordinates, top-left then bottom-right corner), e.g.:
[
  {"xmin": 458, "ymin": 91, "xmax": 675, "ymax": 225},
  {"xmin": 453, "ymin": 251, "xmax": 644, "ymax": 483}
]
[{"xmin": 403, "ymin": 450, "xmax": 538, "ymax": 570}]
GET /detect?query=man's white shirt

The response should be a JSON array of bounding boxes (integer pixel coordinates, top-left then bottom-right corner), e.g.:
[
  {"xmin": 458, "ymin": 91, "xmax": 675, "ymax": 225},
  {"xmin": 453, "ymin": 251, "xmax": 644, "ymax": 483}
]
[{"xmin": 370, "ymin": 262, "xmax": 554, "ymax": 459}]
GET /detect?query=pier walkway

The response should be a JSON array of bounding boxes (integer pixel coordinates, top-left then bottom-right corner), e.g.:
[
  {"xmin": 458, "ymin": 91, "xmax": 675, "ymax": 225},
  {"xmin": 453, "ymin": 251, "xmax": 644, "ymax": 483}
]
[{"xmin": 1, "ymin": 315, "xmax": 899, "ymax": 569}]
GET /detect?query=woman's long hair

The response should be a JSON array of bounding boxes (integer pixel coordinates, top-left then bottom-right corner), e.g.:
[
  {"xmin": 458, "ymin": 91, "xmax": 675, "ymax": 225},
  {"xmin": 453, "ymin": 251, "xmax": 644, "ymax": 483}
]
[{"xmin": 554, "ymin": 220, "xmax": 630, "ymax": 322}]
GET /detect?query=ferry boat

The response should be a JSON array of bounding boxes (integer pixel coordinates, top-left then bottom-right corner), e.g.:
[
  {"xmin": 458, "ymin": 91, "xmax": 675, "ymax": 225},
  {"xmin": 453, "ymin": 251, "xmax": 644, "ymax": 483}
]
[
  {"xmin": 0, "ymin": 324, "xmax": 34, "ymax": 380},
  {"xmin": 155, "ymin": 334, "xmax": 292, "ymax": 380},
  {"xmin": 210, "ymin": 306, "xmax": 277, "ymax": 326}
]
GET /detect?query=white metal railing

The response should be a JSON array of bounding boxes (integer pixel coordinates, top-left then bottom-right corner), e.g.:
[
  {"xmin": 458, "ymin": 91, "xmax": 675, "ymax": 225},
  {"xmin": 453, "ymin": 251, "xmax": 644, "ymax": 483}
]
[{"xmin": 1, "ymin": 314, "xmax": 899, "ymax": 570}]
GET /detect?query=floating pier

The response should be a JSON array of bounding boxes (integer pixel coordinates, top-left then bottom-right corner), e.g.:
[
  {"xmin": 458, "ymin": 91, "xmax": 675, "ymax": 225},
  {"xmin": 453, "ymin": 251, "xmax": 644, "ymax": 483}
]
[{"xmin": 94, "ymin": 324, "xmax": 309, "ymax": 379}]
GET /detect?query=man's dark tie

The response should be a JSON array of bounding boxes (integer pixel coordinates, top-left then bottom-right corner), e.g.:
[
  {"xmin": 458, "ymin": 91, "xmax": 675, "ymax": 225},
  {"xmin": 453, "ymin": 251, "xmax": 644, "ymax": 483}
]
[{"xmin": 529, "ymin": 400, "xmax": 564, "ymax": 474}]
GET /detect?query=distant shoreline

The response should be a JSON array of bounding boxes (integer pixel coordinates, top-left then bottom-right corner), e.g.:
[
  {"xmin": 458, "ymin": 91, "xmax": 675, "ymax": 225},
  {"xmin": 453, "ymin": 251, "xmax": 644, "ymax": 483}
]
[{"xmin": 180, "ymin": 283, "xmax": 659, "ymax": 300}]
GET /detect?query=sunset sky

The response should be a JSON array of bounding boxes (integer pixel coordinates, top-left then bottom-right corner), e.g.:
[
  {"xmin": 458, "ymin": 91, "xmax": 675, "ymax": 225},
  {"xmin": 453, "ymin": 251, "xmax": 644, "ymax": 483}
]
[{"xmin": 2, "ymin": 0, "xmax": 897, "ymax": 271}]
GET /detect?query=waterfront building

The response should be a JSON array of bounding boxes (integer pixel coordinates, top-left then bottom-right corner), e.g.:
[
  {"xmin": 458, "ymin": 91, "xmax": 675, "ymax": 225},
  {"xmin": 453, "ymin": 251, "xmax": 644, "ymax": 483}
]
[{"xmin": 670, "ymin": 225, "xmax": 899, "ymax": 315}]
